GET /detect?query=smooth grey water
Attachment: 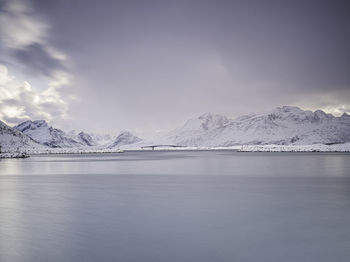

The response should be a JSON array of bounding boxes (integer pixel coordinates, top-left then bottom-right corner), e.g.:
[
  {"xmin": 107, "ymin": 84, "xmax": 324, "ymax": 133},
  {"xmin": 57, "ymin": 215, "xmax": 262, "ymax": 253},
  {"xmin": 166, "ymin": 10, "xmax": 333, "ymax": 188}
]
[{"xmin": 0, "ymin": 151, "xmax": 350, "ymax": 262}]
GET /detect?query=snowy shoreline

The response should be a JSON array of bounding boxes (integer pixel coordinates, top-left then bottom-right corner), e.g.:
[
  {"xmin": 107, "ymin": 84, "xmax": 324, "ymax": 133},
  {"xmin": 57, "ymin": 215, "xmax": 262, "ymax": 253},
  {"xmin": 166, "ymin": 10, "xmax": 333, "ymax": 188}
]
[
  {"xmin": 237, "ymin": 144, "xmax": 350, "ymax": 152},
  {"xmin": 121, "ymin": 142, "xmax": 350, "ymax": 152},
  {"xmin": 2, "ymin": 143, "xmax": 349, "ymax": 158},
  {"xmin": 2, "ymin": 106, "xmax": 350, "ymax": 157},
  {"xmin": 0, "ymin": 152, "xmax": 29, "ymax": 159}
]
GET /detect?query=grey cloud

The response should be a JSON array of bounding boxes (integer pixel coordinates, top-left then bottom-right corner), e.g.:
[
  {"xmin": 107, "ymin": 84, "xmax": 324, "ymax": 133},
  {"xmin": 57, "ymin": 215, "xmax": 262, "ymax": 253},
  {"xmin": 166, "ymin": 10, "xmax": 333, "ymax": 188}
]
[
  {"xmin": 0, "ymin": 0, "xmax": 68, "ymax": 76},
  {"xmin": 0, "ymin": 64, "xmax": 68, "ymax": 126},
  {"xmin": 39, "ymin": 102, "xmax": 66, "ymax": 118},
  {"xmin": 2, "ymin": 0, "xmax": 350, "ymax": 132},
  {"xmin": 1, "ymin": 115, "xmax": 27, "ymax": 124},
  {"xmin": 11, "ymin": 43, "xmax": 66, "ymax": 77},
  {"xmin": 0, "ymin": 0, "xmax": 72, "ymax": 126}
]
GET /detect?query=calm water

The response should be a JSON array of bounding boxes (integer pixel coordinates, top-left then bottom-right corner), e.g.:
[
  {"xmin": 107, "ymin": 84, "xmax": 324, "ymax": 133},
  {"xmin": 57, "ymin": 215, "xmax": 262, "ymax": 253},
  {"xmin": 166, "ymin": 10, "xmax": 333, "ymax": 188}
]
[{"xmin": 0, "ymin": 151, "xmax": 350, "ymax": 262}]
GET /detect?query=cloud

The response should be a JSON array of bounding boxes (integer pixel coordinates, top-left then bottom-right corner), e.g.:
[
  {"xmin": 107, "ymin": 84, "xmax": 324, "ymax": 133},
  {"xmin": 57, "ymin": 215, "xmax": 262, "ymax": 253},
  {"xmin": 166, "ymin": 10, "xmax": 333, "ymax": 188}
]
[
  {"xmin": 0, "ymin": 64, "xmax": 68, "ymax": 125},
  {"xmin": 0, "ymin": 0, "xmax": 69, "ymax": 76},
  {"xmin": 0, "ymin": 0, "xmax": 73, "ymax": 125},
  {"xmin": 1, "ymin": 0, "xmax": 349, "ymax": 132},
  {"xmin": 0, "ymin": 0, "xmax": 48, "ymax": 49},
  {"xmin": 295, "ymin": 91, "xmax": 350, "ymax": 116},
  {"xmin": 11, "ymin": 43, "xmax": 67, "ymax": 77}
]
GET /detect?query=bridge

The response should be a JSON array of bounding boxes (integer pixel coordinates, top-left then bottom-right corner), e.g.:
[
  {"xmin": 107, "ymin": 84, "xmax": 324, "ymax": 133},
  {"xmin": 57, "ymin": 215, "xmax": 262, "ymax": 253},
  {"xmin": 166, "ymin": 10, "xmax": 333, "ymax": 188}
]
[{"xmin": 141, "ymin": 145, "xmax": 186, "ymax": 150}]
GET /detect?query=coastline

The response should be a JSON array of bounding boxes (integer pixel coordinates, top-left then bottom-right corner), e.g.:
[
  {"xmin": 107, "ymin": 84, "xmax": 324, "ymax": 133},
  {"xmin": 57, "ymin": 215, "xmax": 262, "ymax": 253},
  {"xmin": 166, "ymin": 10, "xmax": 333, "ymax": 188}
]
[{"xmin": 1, "ymin": 143, "xmax": 350, "ymax": 158}]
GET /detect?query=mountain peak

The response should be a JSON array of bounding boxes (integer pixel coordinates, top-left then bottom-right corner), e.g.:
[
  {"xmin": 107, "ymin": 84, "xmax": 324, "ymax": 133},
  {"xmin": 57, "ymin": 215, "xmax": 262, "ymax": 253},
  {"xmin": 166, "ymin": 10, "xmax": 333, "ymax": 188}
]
[
  {"xmin": 271, "ymin": 106, "xmax": 304, "ymax": 114},
  {"xmin": 15, "ymin": 120, "xmax": 83, "ymax": 148},
  {"xmin": 117, "ymin": 130, "xmax": 135, "ymax": 137},
  {"xmin": 15, "ymin": 120, "xmax": 49, "ymax": 132},
  {"xmin": 77, "ymin": 131, "xmax": 95, "ymax": 146},
  {"xmin": 32, "ymin": 120, "xmax": 48, "ymax": 127},
  {"xmin": 108, "ymin": 130, "xmax": 142, "ymax": 148},
  {"xmin": 179, "ymin": 113, "xmax": 230, "ymax": 133},
  {"xmin": 314, "ymin": 110, "xmax": 332, "ymax": 120},
  {"xmin": 267, "ymin": 106, "xmax": 333, "ymax": 123},
  {"xmin": 169, "ymin": 105, "xmax": 350, "ymax": 147},
  {"xmin": 341, "ymin": 112, "xmax": 350, "ymax": 118},
  {"xmin": 199, "ymin": 112, "xmax": 216, "ymax": 119},
  {"xmin": 1, "ymin": 120, "xmax": 41, "ymax": 152}
]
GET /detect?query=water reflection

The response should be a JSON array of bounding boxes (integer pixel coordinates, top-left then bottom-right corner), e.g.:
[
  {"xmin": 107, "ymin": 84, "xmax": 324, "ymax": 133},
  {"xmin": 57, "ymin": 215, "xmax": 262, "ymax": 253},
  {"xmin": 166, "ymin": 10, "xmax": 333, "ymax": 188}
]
[
  {"xmin": 1, "ymin": 151, "xmax": 350, "ymax": 177},
  {"xmin": 0, "ymin": 151, "xmax": 350, "ymax": 262}
]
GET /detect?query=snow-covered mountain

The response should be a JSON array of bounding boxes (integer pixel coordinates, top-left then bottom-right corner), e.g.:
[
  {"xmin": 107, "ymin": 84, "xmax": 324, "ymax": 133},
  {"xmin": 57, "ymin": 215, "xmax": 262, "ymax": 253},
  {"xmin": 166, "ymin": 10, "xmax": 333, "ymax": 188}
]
[
  {"xmin": 76, "ymin": 131, "xmax": 96, "ymax": 146},
  {"xmin": 166, "ymin": 113, "xmax": 231, "ymax": 144},
  {"xmin": 90, "ymin": 133, "xmax": 114, "ymax": 146},
  {"xmin": 0, "ymin": 120, "xmax": 43, "ymax": 152},
  {"xmin": 166, "ymin": 106, "xmax": 350, "ymax": 147},
  {"xmin": 68, "ymin": 130, "xmax": 97, "ymax": 146},
  {"xmin": 108, "ymin": 131, "xmax": 142, "ymax": 148},
  {"xmin": 171, "ymin": 113, "xmax": 231, "ymax": 134},
  {"xmin": 69, "ymin": 130, "xmax": 114, "ymax": 146},
  {"xmin": 3, "ymin": 106, "xmax": 350, "ymax": 152},
  {"xmin": 15, "ymin": 120, "xmax": 83, "ymax": 148}
]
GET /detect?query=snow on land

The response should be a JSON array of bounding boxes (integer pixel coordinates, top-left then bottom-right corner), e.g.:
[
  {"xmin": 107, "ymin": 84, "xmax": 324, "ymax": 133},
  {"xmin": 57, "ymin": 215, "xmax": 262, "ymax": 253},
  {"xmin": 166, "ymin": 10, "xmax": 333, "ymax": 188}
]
[
  {"xmin": 14, "ymin": 121, "xmax": 116, "ymax": 149},
  {"xmin": 0, "ymin": 120, "xmax": 45, "ymax": 153},
  {"xmin": 161, "ymin": 106, "xmax": 350, "ymax": 147},
  {"xmin": 25, "ymin": 147, "xmax": 124, "ymax": 155},
  {"xmin": 2, "ymin": 106, "xmax": 350, "ymax": 155},
  {"xmin": 116, "ymin": 106, "xmax": 350, "ymax": 151},
  {"xmin": 238, "ymin": 143, "xmax": 350, "ymax": 152},
  {"xmin": 15, "ymin": 120, "xmax": 85, "ymax": 148},
  {"xmin": 107, "ymin": 131, "xmax": 142, "ymax": 148},
  {"xmin": 117, "ymin": 143, "xmax": 350, "ymax": 152},
  {"xmin": 0, "ymin": 152, "xmax": 29, "ymax": 158},
  {"xmin": 89, "ymin": 133, "xmax": 115, "ymax": 146}
]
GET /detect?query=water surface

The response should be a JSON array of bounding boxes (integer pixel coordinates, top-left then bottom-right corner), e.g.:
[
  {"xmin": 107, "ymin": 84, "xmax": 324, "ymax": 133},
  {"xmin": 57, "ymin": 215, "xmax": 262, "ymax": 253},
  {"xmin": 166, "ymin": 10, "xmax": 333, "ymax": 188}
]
[{"xmin": 1, "ymin": 151, "xmax": 350, "ymax": 262}]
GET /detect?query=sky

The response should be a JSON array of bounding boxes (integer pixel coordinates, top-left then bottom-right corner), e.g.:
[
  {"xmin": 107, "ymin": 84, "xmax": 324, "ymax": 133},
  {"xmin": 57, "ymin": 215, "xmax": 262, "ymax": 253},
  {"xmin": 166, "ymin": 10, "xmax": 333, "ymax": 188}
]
[{"xmin": 0, "ymin": 0, "xmax": 349, "ymax": 134}]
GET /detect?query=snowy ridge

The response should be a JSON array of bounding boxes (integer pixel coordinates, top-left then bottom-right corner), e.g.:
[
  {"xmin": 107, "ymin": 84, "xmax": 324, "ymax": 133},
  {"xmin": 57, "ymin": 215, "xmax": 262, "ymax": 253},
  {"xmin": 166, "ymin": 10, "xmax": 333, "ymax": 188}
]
[
  {"xmin": 170, "ymin": 113, "xmax": 231, "ymax": 134},
  {"xmin": 108, "ymin": 131, "xmax": 142, "ymax": 148},
  {"xmin": 90, "ymin": 133, "xmax": 114, "ymax": 146},
  {"xmin": 76, "ymin": 131, "xmax": 96, "ymax": 146},
  {"xmin": 0, "ymin": 120, "xmax": 44, "ymax": 152},
  {"xmin": 165, "ymin": 106, "xmax": 350, "ymax": 147},
  {"xmin": 15, "ymin": 120, "xmax": 84, "ymax": 148},
  {"xmin": 1, "ymin": 106, "xmax": 350, "ymax": 154}
]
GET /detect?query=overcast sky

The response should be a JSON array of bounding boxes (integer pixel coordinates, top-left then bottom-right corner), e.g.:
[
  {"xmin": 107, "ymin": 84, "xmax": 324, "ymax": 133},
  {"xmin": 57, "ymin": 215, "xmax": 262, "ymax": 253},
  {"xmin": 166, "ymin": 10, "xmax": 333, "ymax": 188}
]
[{"xmin": 0, "ymin": 0, "xmax": 349, "ymax": 133}]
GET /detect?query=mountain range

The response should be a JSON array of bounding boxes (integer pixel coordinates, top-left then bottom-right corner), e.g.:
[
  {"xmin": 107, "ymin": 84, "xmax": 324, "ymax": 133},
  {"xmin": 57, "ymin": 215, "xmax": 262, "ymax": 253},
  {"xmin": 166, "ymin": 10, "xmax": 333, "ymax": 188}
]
[
  {"xmin": 167, "ymin": 106, "xmax": 350, "ymax": 147},
  {"xmin": 1, "ymin": 106, "xmax": 350, "ymax": 152},
  {"xmin": 0, "ymin": 120, "xmax": 43, "ymax": 152}
]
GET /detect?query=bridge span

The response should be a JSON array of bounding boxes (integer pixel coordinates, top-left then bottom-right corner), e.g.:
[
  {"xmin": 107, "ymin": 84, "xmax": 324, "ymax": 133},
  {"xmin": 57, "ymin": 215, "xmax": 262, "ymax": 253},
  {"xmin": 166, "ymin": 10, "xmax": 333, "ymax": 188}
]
[{"xmin": 141, "ymin": 145, "xmax": 185, "ymax": 150}]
